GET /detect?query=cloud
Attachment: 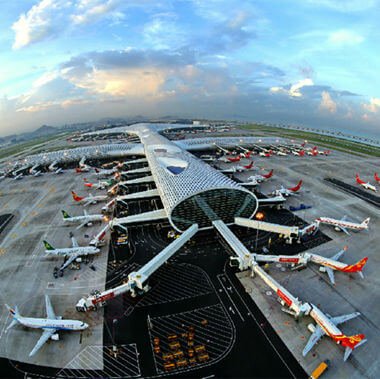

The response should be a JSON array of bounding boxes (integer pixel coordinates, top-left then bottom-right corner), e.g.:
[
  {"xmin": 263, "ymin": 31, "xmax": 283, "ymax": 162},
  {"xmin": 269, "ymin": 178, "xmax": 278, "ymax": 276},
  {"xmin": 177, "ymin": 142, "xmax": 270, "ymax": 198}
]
[
  {"xmin": 307, "ymin": 0, "xmax": 378, "ymax": 12},
  {"xmin": 328, "ymin": 30, "xmax": 364, "ymax": 46},
  {"xmin": 270, "ymin": 78, "xmax": 314, "ymax": 98},
  {"xmin": 71, "ymin": 0, "xmax": 120, "ymax": 25},
  {"xmin": 319, "ymin": 91, "xmax": 337, "ymax": 113},
  {"xmin": 12, "ymin": 0, "xmax": 69, "ymax": 49},
  {"xmin": 362, "ymin": 98, "xmax": 380, "ymax": 113}
]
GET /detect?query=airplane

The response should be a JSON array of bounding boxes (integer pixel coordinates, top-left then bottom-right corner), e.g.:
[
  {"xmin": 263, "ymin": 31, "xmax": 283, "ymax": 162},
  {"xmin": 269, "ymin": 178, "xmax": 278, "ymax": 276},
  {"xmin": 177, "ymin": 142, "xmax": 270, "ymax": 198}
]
[
  {"xmin": 48, "ymin": 161, "xmax": 63, "ymax": 174},
  {"xmin": 303, "ymin": 306, "xmax": 366, "ymax": 361},
  {"xmin": 75, "ymin": 157, "xmax": 91, "ymax": 173},
  {"xmin": 94, "ymin": 167, "xmax": 118, "ymax": 178},
  {"xmin": 241, "ymin": 169, "xmax": 274, "ymax": 187},
  {"xmin": 43, "ymin": 237, "xmax": 100, "ymax": 273},
  {"xmin": 292, "ymin": 149, "xmax": 305, "ymax": 157},
  {"xmin": 219, "ymin": 160, "xmax": 255, "ymax": 174},
  {"xmin": 307, "ymin": 146, "xmax": 319, "ymax": 156},
  {"xmin": 272, "ymin": 180, "xmax": 302, "ymax": 197},
  {"xmin": 61, "ymin": 210, "xmax": 107, "ymax": 230},
  {"xmin": 316, "ymin": 216, "xmax": 370, "ymax": 235},
  {"xmin": 375, "ymin": 173, "xmax": 380, "ymax": 183},
  {"xmin": 218, "ymin": 155, "xmax": 242, "ymax": 163},
  {"xmin": 312, "ymin": 246, "xmax": 368, "ymax": 285},
  {"xmin": 84, "ymin": 178, "xmax": 115, "ymax": 190},
  {"xmin": 239, "ymin": 150, "xmax": 254, "ymax": 159},
  {"xmin": 5, "ymin": 295, "xmax": 88, "ymax": 357},
  {"xmin": 71, "ymin": 191, "xmax": 109, "ymax": 206},
  {"xmin": 355, "ymin": 174, "xmax": 377, "ymax": 192},
  {"xmin": 259, "ymin": 149, "xmax": 273, "ymax": 157}
]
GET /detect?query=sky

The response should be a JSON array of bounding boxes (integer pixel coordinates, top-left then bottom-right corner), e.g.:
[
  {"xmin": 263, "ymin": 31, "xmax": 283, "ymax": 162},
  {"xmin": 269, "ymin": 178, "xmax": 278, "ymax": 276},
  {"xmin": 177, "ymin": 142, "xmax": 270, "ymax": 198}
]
[{"xmin": 0, "ymin": 0, "xmax": 379, "ymax": 138}]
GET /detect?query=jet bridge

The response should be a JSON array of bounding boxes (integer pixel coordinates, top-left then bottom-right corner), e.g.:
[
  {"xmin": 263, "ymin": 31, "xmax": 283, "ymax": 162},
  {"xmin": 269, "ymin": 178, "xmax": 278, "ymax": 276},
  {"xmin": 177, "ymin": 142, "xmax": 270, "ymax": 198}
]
[
  {"xmin": 110, "ymin": 209, "xmax": 167, "ymax": 230},
  {"xmin": 235, "ymin": 217, "xmax": 318, "ymax": 244},
  {"xmin": 76, "ymin": 223, "xmax": 198, "ymax": 311},
  {"xmin": 102, "ymin": 189, "xmax": 160, "ymax": 212},
  {"xmin": 212, "ymin": 220, "xmax": 252, "ymax": 270}
]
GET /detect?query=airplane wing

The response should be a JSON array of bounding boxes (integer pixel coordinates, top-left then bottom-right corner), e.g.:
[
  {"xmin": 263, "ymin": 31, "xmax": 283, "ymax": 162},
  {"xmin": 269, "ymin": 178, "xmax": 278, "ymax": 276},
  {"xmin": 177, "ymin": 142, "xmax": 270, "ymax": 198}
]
[
  {"xmin": 339, "ymin": 226, "xmax": 350, "ymax": 236},
  {"xmin": 84, "ymin": 209, "xmax": 88, "ymax": 216},
  {"xmin": 331, "ymin": 248, "xmax": 346, "ymax": 262},
  {"xmin": 60, "ymin": 254, "xmax": 79, "ymax": 271},
  {"xmin": 302, "ymin": 325, "xmax": 325, "ymax": 357},
  {"xmin": 330, "ymin": 312, "xmax": 360, "ymax": 326},
  {"xmin": 71, "ymin": 237, "xmax": 79, "ymax": 248},
  {"xmin": 45, "ymin": 295, "xmax": 57, "ymax": 320},
  {"xmin": 326, "ymin": 268, "xmax": 336, "ymax": 285},
  {"xmin": 75, "ymin": 222, "xmax": 87, "ymax": 230},
  {"xmin": 29, "ymin": 328, "xmax": 57, "ymax": 357}
]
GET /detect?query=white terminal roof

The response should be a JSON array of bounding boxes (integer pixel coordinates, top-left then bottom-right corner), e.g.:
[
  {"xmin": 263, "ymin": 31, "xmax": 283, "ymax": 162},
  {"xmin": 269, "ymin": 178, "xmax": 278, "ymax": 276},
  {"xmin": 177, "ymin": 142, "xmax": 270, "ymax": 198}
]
[{"xmin": 128, "ymin": 124, "xmax": 259, "ymax": 231}]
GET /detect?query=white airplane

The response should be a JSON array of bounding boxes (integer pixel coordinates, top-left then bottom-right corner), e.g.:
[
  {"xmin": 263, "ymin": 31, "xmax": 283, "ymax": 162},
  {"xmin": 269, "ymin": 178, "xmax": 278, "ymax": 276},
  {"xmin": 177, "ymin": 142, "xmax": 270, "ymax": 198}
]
[
  {"xmin": 355, "ymin": 174, "xmax": 377, "ymax": 192},
  {"xmin": 5, "ymin": 295, "xmax": 88, "ymax": 357},
  {"xmin": 304, "ymin": 307, "xmax": 366, "ymax": 361},
  {"xmin": 94, "ymin": 167, "xmax": 118, "ymax": 178},
  {"xmin": 61, "ymin": 209, "xmax": 107, "ymax": 230},
  {"xmin": 272, "ymin": 180, "xmax": 302, "ymax": 197},
  {"xmin": 71, "ymin": 191, "xmax": 108, "ymax": 206},
  {"xmin": 316, "ymin": 216, "xmax": 370, "ymax": 235},
  {"xmin": 220, "ymin": 160, "xmax": 255, "ymax": 174},
  {"xmin": 75, "ymin": 157, "xmax": 91, "ymax": 173},
  {"xmin": 84, "ymin": 178, "xmax": 115, "ymax": 190},
  {"xmin": 43, "ymin": 236, "xmax": 100, "ymax": 272},
  {"xmin": 246, "ymin": 169, "xmax": 274, "ymax": 183}
]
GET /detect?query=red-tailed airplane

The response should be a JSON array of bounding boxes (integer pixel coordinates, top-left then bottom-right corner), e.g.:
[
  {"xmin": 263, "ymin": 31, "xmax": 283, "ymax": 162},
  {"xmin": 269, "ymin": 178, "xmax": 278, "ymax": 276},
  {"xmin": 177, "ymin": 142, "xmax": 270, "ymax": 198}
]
[
  {"xmin": 71, "ymin": 191, "xmax": 108, "ymax": 206},
  {"xmin": 374, "ymin": 173, "xmax": 380, "ymax": 183},
  {"xmin": 355, "ymin": 174, "xmax": 377, "ymax": 192},
  {"xmin": 272, "ymin": 180, "xmax": 302, "ymax": 196},
  {"xmin": 242, "ymin": 169, "xmax": 274, "ymax": 187},
  {"xmin": 316, "ymin": 216, "xmax": 370, "ymax": 235}
]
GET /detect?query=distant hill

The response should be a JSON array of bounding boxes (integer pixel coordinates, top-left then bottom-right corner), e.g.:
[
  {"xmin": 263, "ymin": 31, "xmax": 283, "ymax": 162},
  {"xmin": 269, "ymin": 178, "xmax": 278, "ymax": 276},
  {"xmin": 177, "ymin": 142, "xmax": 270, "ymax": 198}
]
[{"xmin": 31, "ymin": 125, "xmax": 57, "ymax": 137}]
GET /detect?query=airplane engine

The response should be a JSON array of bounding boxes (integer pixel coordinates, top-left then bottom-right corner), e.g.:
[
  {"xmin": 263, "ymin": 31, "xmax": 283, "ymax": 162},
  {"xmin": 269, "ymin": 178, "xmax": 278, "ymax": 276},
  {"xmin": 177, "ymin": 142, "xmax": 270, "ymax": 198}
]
[
  {"xmin": 319, "ymin": 266, "xmax": 327, "ymax": 273},
  {"xmin": 334, "ymin": 227, "xmax": 341, "ymax": 232},
  {"xmin": 51, "ymin": 333, "xmax": 59, "ymax": 341},
  {"xmin": 76, "ymin": 257, "xmax": 83, "ymax": 263},
  {"xmin": 307, "ymin": 323, "xmax": 316, "ymax": 333}
]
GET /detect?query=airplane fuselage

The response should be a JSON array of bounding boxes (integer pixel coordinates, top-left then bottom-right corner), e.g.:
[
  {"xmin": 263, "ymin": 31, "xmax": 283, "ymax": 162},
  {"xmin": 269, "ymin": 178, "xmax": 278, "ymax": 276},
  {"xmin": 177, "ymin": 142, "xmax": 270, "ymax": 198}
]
[
  {"xmin": 46, "ymin": 246, "xmax": 99, "ymax": 256},
  {"xmin": 64, "ymin": 215, "xmax": 104, "ymax": 224},
  {"xmin": 14, "ymin": 316, "xmax": 87, "ymax": 331}
]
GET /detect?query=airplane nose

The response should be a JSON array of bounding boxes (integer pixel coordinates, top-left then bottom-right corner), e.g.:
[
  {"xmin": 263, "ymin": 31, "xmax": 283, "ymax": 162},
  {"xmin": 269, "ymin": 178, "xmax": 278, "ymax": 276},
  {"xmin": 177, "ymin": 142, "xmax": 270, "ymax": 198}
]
[{"xmin": 84, "ymin": 323, "xmax": 89, "ymax": 329}]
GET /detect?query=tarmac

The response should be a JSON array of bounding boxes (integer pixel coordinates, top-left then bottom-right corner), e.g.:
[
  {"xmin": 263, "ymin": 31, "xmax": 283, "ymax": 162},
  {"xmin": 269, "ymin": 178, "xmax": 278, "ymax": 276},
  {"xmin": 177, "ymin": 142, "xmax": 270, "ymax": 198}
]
[
  {"xmin": 0, "ymin": 136, "xmax": 378, "ymax": 378},
  {"xmin": 0, "ymin": 170, "xmax": 108, "ymax": 370},
  {"xmin": 233, "ymin": 149, "xmax": 380, "ymax": 378}
]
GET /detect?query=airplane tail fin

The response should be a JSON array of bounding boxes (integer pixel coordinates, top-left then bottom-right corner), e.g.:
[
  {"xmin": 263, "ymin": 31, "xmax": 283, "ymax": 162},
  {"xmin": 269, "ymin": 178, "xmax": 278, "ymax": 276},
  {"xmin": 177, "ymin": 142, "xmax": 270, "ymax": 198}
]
[
  {"xmin": 84, "ymin": 182, "xmax": 93, "ymax": 188},
  {"xmin": 361, "ymin": 217, "xmax": 370, "ymax": 228},
  {"xmin": 263, "ymin": 169, "xmax": 274, "ymax": 179},
  {"xmin": 334, "ymin": 334, "xmax": 367, "ymax": 361},
  {"xmin": 5, "ymin": 305, "xmax": 20, "ymax": 331},
  {"xmin": 71, "ymin": 191, "xmax": 84, "ymax": 202},
  {"xmin": 341, "ymin": 257, "xmax": 368, "ymax": 274},
  {"xmin": 355, "ymin": 174, "xmax": 366, "ymax": 185},
  {"xmin": 375, "ymin": 173, "xmax": 380, "ymax": 182},
  {"xmin": 61, "ymin": 210, "xmax": 71, "ymax": 219},
  {"xmin": 289, "ymin": 180, "xmax": 303, "ymax": 192},
  {"xmin": 43, "ymin": 240, "xmax": 55, "ymax": 251}
]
